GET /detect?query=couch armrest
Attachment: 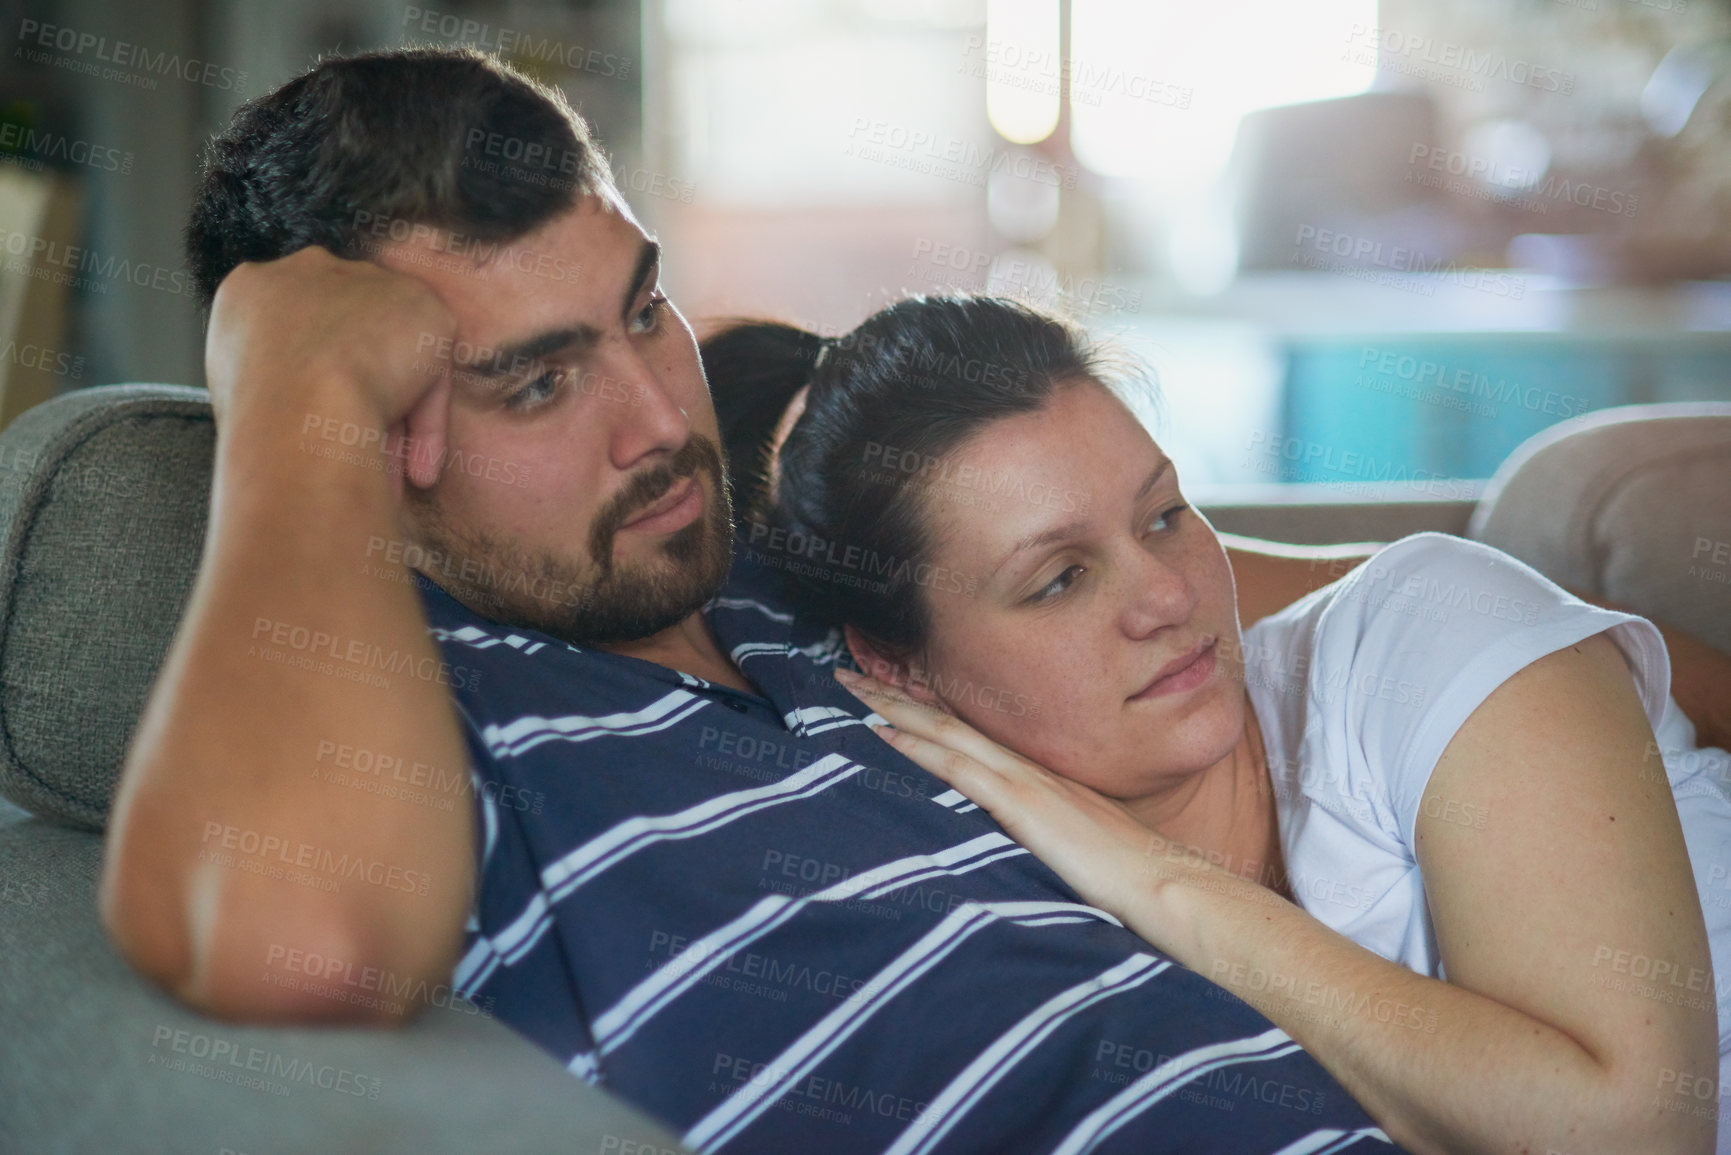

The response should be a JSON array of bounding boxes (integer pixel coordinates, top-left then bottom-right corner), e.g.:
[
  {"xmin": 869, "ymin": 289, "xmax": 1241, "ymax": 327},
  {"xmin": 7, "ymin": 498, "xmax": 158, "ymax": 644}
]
[{"xmin": 0, "ymin": 808, "xmax": 689, "ymax": 1155}]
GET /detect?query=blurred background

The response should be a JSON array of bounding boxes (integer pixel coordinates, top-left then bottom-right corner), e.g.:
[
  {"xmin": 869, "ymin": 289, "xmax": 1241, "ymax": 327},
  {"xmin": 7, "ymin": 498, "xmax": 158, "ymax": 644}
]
[{"xmin": 1, "ymin": 0, "xmax": 1729, "ymax": 501}]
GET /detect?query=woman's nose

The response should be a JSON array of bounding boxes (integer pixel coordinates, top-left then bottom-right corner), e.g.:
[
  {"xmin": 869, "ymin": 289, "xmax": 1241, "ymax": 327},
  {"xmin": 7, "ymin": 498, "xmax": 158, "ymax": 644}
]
[{"xmin": 1119, "ymin": 549, "xmax": 1198, "ymax": 639}]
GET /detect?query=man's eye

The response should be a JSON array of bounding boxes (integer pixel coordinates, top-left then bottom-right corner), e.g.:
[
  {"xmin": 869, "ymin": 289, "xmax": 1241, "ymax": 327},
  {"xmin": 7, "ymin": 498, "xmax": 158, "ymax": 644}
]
[
  {"xmin": 504, "ymin": 369, "xmax": 562, "ymax": 411},
  {"xmin": 630, "ymin": 292, "xmax": 668, "ymax": 335},
  {"xmin": 1029, "ymin": 565, "xmax": 1084, "ymax": 604}
]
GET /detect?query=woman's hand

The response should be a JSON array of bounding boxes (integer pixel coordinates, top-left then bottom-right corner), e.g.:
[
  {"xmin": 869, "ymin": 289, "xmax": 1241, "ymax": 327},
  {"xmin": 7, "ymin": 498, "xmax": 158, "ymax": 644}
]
[{"xmin": 832, "ymin": 666, "xmax": 1245, "ymax": 946}]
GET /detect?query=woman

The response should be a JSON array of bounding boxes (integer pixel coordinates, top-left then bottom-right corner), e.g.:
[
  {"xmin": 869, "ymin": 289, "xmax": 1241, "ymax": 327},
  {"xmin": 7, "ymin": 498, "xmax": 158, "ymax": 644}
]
[{"xmin": 702, "ymin": 296, "xmax": 1731, "ymax": 1154}]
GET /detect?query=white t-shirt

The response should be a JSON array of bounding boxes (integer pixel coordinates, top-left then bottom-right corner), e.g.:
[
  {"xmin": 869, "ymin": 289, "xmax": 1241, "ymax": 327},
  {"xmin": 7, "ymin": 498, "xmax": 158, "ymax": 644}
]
[{"xmin": 1242, "ymin": 532, "xmax": 1731, "ymax": 1065}]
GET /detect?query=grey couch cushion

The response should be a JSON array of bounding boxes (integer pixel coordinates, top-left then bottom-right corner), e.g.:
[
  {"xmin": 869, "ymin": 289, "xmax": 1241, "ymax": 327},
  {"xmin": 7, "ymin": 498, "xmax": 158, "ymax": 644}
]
[
  {"xmin": 0, "ymin": 384, "xmax": 214, "ymax": 829},
  {"xmin": 1468, "ymin": 402, "xmax": 1731, "ymax": 655},
  {"xmin": 0, "ymin": 803, "xmax": 688, "ymax": 1154}
]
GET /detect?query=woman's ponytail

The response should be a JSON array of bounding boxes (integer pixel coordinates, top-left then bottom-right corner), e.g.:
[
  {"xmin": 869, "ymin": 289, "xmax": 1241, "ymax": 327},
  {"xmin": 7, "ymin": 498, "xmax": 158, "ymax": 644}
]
[{"xmin": 701, "ymin": 320, "xmax": 827, "ymax": 519}]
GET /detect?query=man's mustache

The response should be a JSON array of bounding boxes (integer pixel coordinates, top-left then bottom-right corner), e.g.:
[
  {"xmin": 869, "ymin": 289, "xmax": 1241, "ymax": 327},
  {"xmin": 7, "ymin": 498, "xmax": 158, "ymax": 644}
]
[{"xmin": 588, "ymin": 435, "xmax": 723, "ymax": 563}]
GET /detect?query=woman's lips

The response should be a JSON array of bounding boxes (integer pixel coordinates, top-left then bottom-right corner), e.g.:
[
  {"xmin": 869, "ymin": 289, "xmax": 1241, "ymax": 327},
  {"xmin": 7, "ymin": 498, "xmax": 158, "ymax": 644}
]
[
  {"xmin": 621, "ymin": 475, "xmax": 702, "ymax": 533},
  {"xmin": 1128, "ymin": 639, "xmax": 1217, "ymax": 701}
]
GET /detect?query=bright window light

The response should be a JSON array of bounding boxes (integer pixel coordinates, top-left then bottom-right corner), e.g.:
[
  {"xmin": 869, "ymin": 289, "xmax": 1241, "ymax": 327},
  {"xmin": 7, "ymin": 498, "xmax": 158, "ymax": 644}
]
[
  {"xmin": 986, "ymin": 0, "xmax": 1061, "ymax": 144},
  {"xmin": 1069, "ymin": 0, "xmax": 1377, "ymax": 197}
]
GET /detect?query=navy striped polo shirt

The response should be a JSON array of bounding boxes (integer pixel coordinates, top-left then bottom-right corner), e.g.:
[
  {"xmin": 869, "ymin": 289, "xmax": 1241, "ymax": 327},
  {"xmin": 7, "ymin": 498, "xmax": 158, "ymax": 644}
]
[{"xmin": 417, "ymin": 533, "xmax": 1403, "ymax": 1154}]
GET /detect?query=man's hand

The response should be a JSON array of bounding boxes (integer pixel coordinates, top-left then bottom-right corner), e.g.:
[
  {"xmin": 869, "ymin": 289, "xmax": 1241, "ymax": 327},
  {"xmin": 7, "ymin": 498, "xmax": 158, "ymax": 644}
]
[
  {"xmin": 101, "ymin": 244, "xmax": 477, "ymax": 1026},
  {"xmin": 205, "ymin": 247, "xmax": 457, "ymax": 493}
]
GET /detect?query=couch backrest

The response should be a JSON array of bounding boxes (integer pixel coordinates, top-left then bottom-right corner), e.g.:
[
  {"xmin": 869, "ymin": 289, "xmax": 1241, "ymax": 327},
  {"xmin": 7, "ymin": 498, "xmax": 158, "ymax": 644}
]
[
  {"xmin": 1469, "ymin": 401, "xmax": 1731, "ymax": 657},
  {"xmin": 0, "ymin": 385, "xmax": 212, "ymax": 828}
]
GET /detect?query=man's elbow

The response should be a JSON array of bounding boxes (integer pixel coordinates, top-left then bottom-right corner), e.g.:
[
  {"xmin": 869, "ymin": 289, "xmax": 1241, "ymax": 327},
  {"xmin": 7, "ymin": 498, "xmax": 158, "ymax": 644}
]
[{"xmin": 99, "ymin": 861, "xmax": 451, "ymax": 1028}]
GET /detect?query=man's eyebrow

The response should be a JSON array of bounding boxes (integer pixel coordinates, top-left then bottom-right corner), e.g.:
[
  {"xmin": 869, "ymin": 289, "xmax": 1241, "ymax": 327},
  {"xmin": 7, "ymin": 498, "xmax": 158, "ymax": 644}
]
[
  {"xmin": 451, "ymin": 238, "xmax": 662, "ymax": 385},
  {"xmin": 990, "ymin": 457, "xmax": 1171, "ymax": 581},
  {"xmin": 621, "ymin": 238, "xmax": 661, "ymax": 325}
]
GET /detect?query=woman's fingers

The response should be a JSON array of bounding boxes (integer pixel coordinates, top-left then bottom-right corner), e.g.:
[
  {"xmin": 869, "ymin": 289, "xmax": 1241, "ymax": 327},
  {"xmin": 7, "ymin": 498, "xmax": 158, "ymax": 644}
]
[
  {"xmin": 868, "ymin": 723, "xmax": 1034, "ymax": 838},
  {"xmin": 835, "ymin": 668, "xmax": 1030, "ymax": 776}
]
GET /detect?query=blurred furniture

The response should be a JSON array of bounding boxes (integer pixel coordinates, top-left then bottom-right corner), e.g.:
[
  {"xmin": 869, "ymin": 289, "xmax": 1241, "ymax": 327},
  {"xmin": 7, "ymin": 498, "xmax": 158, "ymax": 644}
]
[
  {"xmin": 1227, "ymin": 91, "xmax": 1443, "ymax": 274},
  {"xmin": 0, "ymin": 385, "xmax": 1726, "ymax": 1152},
  {"xmin": 0, "ymin": 166, "xmax": 80, "ymax": 430}
]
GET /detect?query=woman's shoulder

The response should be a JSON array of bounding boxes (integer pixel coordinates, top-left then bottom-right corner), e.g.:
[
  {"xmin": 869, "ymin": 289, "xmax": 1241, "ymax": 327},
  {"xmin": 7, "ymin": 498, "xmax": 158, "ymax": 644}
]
[{"xmin": 1315, "ymin": 531, "xmax": 1569, "ymax": 636}]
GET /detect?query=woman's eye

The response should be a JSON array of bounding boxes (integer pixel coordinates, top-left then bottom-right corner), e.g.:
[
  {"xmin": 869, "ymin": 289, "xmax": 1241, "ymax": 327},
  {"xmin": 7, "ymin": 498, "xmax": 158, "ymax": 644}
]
[
  {"xmin": 1030, "ymin": 565, "xmax": 1084, "ymax": 604},
  {"xmin": 504, "ymin": 369, "xmax": 562, "ymax": 411},
  {"xmin": 630, "ymin": 292, "xmax": 668, "ymax": 335},
  {"xmin": 1147, "ymin": 503, "xmax": 1189, "ymax": 534}
]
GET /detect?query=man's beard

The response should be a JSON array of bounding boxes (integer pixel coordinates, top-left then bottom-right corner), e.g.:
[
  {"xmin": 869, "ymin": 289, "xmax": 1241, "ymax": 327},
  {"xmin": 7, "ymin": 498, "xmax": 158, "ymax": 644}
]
[{"xmin": 408, "ymin": 433, "xmax": 736, "ymax": 647}]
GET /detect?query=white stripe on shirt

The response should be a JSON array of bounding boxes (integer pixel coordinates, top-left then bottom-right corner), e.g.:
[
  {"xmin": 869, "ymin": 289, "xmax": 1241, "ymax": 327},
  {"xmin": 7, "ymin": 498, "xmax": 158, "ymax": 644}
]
[
  {"xmin": 483, "ymin": 688, "xmax": 712, "ymax": 759},
  {"xmin": 1051, "ymin": 1028, "xmax": 1304, "ymax": 1155},
  {"xmin": 884, "ymin": 954, "xmax": 1171, "ymax": 1155}
]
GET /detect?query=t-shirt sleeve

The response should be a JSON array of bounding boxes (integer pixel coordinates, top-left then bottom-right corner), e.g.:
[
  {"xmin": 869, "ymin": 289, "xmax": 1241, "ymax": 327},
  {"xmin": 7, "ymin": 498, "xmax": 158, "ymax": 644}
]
[{"xmin": 1312, "ymin": 532, "xmax": 1674, "ymax": 851}]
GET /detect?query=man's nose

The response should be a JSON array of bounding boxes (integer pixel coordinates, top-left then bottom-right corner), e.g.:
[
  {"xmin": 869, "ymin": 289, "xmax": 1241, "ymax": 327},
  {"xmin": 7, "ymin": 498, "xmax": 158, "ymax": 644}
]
[{"xmin": 605, "ymin": 352, "xmax": 690, "ymax": 469}]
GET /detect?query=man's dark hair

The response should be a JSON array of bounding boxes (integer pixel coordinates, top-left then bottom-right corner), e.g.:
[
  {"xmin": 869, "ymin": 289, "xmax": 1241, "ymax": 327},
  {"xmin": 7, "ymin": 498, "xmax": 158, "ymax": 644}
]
[{"xmin": 186, "ymin": 45, "xmax": 614, "ymax": 310}]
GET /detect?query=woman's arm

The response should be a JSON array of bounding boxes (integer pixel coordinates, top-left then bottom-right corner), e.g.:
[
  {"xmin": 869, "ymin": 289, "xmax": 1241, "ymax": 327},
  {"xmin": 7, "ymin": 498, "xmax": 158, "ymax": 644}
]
[
  {"xmin": 837, "ymin": 634, "xmax": 1718, "ymax": 1154},
  {"xmin": 1167, "ymin": 631, "xmax": 1716, "ymax": 1155}
]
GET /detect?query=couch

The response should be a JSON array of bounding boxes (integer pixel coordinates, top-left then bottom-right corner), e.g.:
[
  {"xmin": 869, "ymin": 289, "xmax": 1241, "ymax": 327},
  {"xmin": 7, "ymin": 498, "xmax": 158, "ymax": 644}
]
[{"xmin": 1, "ymin": 385, "xmax": 1727, "ymax": 1153}]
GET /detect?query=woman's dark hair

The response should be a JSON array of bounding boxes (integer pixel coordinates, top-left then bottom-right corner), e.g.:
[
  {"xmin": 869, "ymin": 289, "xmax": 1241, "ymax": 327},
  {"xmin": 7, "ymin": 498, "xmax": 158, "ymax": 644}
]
[
  {"xmin": 186, "ymin": 46, "xmax": 613, "ymax": 311},
  {"xmin": 702, "ymin": 295, "xmax": 1151, "ymax": 660}
]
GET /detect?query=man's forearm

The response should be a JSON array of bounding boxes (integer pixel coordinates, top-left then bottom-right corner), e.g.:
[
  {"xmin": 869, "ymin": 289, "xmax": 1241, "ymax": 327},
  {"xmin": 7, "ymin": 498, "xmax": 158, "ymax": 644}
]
[{"xmin": 101, "ymin": 384, "xmax": 474, "ymax": 1023}]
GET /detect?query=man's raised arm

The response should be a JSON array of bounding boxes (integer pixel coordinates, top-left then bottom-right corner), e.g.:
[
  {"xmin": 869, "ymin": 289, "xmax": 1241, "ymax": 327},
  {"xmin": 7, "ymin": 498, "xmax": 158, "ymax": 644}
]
[{"xmin": 99, "ymin": 248, "xmax": 475, "ymax": 1024}]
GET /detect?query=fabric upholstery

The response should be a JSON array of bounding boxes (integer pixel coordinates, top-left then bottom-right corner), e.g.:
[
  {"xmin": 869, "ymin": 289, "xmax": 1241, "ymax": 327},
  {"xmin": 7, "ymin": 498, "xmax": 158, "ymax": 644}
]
[
  {"xmin": 1468, "ymin": 402, "xmax": 1731, "ymax": 655},
  {"xmin": 0, "ymin": 385, "xmax": 213, "ymax": 829},
  {"xmin": 0, "ymin": 804, "xmax": 687, "ymax": 1154}
]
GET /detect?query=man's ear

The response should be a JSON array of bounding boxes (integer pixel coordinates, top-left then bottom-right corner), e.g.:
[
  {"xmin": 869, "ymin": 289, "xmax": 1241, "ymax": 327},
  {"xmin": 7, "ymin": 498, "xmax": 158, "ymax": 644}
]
[{"xmin": 842, "ymin": 624, "xmax": 942, "ymax": 707}]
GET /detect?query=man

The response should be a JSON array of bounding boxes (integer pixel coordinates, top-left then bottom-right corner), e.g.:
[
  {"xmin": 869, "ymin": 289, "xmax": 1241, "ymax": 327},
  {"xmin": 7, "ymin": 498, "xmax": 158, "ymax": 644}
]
[{"xmin": 96, "ymin": 47, "xmax": 1723, "ymax": 1153}]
